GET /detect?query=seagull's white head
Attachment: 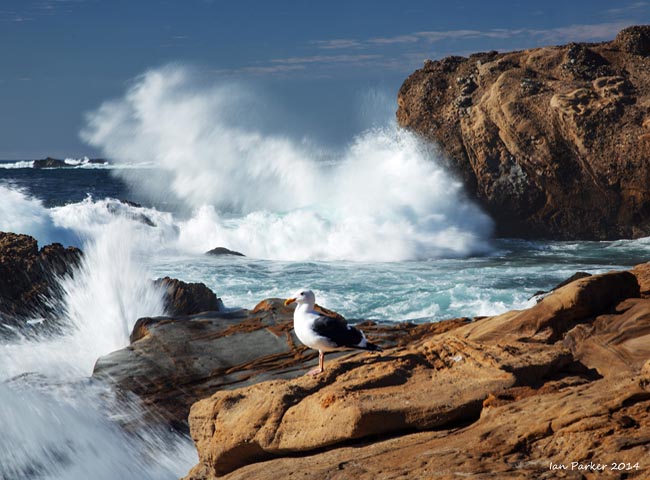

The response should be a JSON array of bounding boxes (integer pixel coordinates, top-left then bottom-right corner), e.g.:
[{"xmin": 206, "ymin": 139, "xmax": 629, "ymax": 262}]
[{"xmin": 284, "ymin": 289, "xmax": 316, "ymax": 307}]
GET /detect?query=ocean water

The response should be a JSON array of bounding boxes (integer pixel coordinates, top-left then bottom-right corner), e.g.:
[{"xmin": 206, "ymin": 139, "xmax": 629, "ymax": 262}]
[{"xmin": 2, "ymin": 67, "xmax": 650, "ymax": 478}]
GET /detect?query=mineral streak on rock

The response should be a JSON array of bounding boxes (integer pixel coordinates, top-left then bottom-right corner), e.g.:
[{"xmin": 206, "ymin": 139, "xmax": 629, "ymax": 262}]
[{"xmin": 397, "ymin": 25, "xmax": 650, "ymax": 240}]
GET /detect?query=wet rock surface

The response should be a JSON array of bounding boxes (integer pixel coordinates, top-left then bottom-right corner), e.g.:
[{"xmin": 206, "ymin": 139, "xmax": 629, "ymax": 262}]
[
  {"xmin": 0, "ymin": 232, "xmax": 81, "ymax": 335},
  {"xmin": 153, "ymin": 276, "xmax": 224, "ymax": 318},
  {"xmin": 397, "ymin": 25, "xmax": 650, "ymax": 240}
]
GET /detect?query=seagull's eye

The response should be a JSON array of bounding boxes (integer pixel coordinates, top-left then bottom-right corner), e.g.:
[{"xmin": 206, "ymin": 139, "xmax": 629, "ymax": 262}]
[{"xmin": 300, "ymin": 291, "xmax": 305, "ymax": 296}]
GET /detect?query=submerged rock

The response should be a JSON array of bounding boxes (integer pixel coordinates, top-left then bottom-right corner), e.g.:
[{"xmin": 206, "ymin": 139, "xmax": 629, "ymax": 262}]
[
  {"xmin": 397, "ymin": 25, "xmax": 650, "ymax": 240},
  {"xmin": 105, "ymin": 200, "xmax": 156, "ymax": 227},
  {"xmin": 206, "ymin": 247, "xmax": 245, "ymax": 257}
]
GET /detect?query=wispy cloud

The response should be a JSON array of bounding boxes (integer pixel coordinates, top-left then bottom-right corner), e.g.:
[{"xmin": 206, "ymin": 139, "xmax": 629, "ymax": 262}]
[
  {"xmin": 221, "ymin": 20, "xmax": 637, "ymax": 78},
  {"xmin": 270, "ymin": 54, "xmax": 382, "ymax": 65},
  {"xmin": 0, "ymin": 10, "xmax": 32, "ymax": 22},
  {"xmin": 368, "ymin": 34, "xmax": 420, "ymax": 45},
  {"xmin": 606, "ymin": 1, "xmax": 650, "ymax": 16},
  {"xmin": 344, "ymin": 21, "xmax": 629, "ymax": 49},
  {"xmin": 311, "ymin": 39, "xmax": 363, "ymax": 50},
  {"xmin": 211, "ymin": 54, "xmax": 388, "ymax": 78},
  {"xmin": 528, "ymin": 21, "xmax": 632, "ymax": 44},
  {"xmin": 241, "ymin": 64, "xmax": 306, "ymax": 75}
]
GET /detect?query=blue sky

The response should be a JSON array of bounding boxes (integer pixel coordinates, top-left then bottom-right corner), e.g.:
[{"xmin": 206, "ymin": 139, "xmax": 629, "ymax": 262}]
[{"xmin": 2, "ymin": 0, "xmax": 650, "ymax": 158}]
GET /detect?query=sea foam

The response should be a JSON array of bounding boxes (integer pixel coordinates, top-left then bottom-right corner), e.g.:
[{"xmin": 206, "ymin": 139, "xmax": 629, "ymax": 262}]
[{"xmin": 82, "ymin": 65, "xmax": 494, "ymax": 261}]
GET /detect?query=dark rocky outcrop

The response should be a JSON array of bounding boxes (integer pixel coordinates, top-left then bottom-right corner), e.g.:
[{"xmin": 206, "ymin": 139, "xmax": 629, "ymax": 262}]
[
  {"xmin": 105, "ymin": 200, "xmax": 156, "ymax": 227},
  {"xmin": 154, "ymin": 276, "xmax": 223, "ymax": 318},
  {"xmin": 32, "ymin": 157, "xmax": 107, "ymax": 168},
  {"xmin": 32, "ymin": 157, "xmax": 70, "ymax": 168},
  {"xmin": 0, "ymin": 232, "xmax": 81, "ymax": 334},
  {"xmin": 397, "ymin": 25, "xmax": 650, "ymax": 240},
  {"xmin": 181, "ymin": 266, "xmax": 650, "ymax": 479}
]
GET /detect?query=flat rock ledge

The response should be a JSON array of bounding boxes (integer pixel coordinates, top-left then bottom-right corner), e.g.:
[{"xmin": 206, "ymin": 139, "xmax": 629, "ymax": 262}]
[
  {"xmin": 181, "ymin": 266, "xmax": 650, "ymax": 479},
  {"xmin": 92, "ymin": 299, "xmax": 462, "ymax": 432}
]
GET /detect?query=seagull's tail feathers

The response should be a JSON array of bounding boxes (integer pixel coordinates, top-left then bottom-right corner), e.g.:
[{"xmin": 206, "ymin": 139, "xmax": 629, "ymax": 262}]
[
  {"xmin": 354, "ymin": 335, "xmax": 383, "ymax": 352},
  {"xmin": 361, "ymin": 341, "xmax": 383, "ymax": 352}
]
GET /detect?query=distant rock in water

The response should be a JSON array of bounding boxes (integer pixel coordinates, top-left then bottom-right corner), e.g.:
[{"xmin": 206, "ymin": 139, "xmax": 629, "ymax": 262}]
[
  {"xmin": 0, "ymin": 232, "xmax": 81, "ymax": 335},
  {"xmin": 206, "ymin": 247, "xmax": 245, "ymax": 257},
  {"xmin": 32, "ymin": 156, "xmax": 108, "ymax": 168},
  {"xmin": 33, "ymin": 157, "xmax": 70, "ymax": 169},
  {"xmin": 153, "ymin": 276, "xmax": 223, "ymax": 319},
  {"xmin": 397, "ymin": 25, "xmax": 650, "ymax": 240}
]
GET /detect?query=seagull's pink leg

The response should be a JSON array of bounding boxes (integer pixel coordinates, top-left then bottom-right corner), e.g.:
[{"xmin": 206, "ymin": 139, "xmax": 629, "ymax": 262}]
[{"xmin": 307, "ymin": 350, "xmax": 324, "ymax": 376}]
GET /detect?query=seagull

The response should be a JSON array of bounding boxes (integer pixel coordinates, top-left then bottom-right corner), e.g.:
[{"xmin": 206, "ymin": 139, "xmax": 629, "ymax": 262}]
[{"xmin": 284, "ymin": 289, "xmax": 382, "ymax": 375}]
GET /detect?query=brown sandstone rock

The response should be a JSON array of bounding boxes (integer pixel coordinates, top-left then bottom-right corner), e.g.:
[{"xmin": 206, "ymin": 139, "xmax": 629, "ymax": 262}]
[
  {"xmin": 458, "ymin": 270, "xmax": 639, "ymax": 342},
  {"xmin": 564, "ymin": 297, "xmax": 650, "ymax": 377},
  {"xmin": 93, "ymin": 297, "xmax": 464, "ymax": 432},
  {"xmin": 397, "ymin": 25, "xmax": 650, "ymax": 240},
  {"xmin": 631, "ymin": 261, "xmax": 650, "ymax": 297},
  {"xmin": 213, "ymin": 375, "xmax": 649, "ymax": 480},
  {"xmin": 183, "ymin": 269, "xmax": 650, "ymax": 479}
]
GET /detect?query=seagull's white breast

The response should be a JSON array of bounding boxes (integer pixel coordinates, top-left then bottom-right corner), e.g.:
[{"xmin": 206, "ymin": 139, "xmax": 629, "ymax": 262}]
[{"xmin": 293, "ymin": 307, "xmax": 338, "ymax": 351}]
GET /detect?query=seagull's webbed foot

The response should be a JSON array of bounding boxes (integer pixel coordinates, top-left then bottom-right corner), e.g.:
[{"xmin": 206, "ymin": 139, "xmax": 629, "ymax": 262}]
[{"xmin": 307, "ymin": 367, "xmax": 324, "ymax": 376}]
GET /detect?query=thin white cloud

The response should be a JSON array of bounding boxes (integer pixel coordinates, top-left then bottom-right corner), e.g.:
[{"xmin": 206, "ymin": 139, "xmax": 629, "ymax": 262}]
[
  {"xmin": 270, "ymin": 54, "xmax": 382, "ymax": 65},
  {"xmin": 211, "ymin": 54, "xmax": 388, "ymax": 77},
  {"xmin": 0, "ymin": 10, "xmax": 32, "ymax": 22},
  {"xmin": 241, "ymin": 64, "xmax": 307, "ymax": 74},
  {"xmin": 528, "ymin": 21, "xmax": 632, "ymax": 43},
  {"xmin": 311, "ymin": 39, "xmax": 363, "ymax": 50},
  {"xmin": 369, "ymin": 34, "xmax": 420, "ymax": 45},
  {"xmin": 212, "ymin": 20, "xmax": 637, "ymax": 79},
  {"xmin": 606, "ymin": 1, "xmax": 650, "ymax": 16},
  {"xmin": 315, "ymin": 20, "xmax": 633, "ymax": 54}
]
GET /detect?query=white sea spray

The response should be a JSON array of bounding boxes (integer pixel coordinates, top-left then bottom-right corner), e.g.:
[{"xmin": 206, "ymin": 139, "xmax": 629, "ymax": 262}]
[{"xmin": 82, "ymin": 65, "xmax": 494, "ymax": 261}]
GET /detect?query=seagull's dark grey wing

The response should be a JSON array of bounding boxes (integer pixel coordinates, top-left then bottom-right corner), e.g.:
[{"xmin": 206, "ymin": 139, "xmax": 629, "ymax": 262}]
[{"xmin": 311, "ymin": 314, "xmax": 364, "ymax": 348}]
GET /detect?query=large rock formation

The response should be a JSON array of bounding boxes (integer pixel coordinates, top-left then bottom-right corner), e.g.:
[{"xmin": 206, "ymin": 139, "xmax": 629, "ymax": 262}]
[
  {"xmin": 93, "ymin": 297, "xmax": 467, "ymax": 432},
  {"xmin": 0, "ymin": 232, "xmax": 81, "ymax": 334},
  {"xmin": 183, "ymin": 266, "xmax": 650, "ymax": 479},
  {"xmin": 397, "ymin": 25, "xmax": 650, "ymax": 240}
]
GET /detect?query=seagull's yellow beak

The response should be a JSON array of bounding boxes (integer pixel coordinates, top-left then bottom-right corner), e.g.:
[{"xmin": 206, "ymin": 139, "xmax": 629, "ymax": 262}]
[{"xmin": 284, "ymin": 297, "xmax": 296, "ymax": 306}]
